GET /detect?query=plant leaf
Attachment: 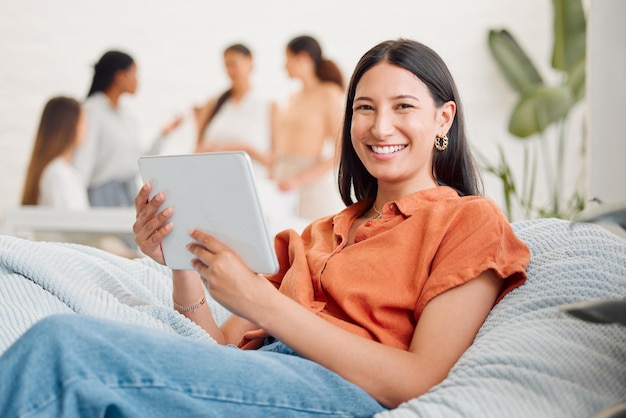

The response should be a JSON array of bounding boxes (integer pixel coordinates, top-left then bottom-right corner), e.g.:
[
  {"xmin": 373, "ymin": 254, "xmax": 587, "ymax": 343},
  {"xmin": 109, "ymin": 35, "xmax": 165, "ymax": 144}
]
[
  {"xmin": 566, "ymin": 58, "xmax": 586, "ymax": 101},
  {"xmin": 488, "ymin": 29, "xmax": 544, "ymax": 94},
  {"xmin": 552, "ymin": 0, "xmax": 586, "ymax": 72},
  {"xmin": 497, "ymin": 144, "xmax": 517, "ymax": 220},
  {"xmin": 508, "ymin": 85, "xmax": 575, "ymax": 138}
]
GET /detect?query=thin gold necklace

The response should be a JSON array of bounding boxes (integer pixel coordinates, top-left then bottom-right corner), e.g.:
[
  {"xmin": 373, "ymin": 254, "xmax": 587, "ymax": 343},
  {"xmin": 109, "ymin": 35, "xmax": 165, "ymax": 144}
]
[{"xmin": 372, "ymin": 204, "xmax": 383, "ymax": 220}]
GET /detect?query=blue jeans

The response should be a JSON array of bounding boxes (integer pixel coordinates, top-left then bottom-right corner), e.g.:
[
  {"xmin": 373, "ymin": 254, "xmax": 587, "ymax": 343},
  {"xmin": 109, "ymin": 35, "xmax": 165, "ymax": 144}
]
[{"xmin": 0, "ymin": 315, "xmax": 385, "ymax": 417}]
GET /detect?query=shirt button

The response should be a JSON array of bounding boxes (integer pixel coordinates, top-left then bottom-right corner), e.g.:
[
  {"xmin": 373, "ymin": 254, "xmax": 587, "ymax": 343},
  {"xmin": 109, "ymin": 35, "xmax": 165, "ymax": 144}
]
[
  {"xmin": 389, "ymin": 203, "xmax": 397, "ymax": 211},
  {"xmin": 365, "ymin": 221, "xmax": 372, "ymax": 227}
]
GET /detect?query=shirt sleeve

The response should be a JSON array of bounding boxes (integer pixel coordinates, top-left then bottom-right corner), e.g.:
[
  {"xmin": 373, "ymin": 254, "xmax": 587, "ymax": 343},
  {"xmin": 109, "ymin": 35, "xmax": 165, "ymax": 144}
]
[
  {"xmin": 414, "ymin": 199, "xmax": 530, "ymax": 319},
  {"xmin": 264, "ymin": 227, "xmax": 311, "ymax": 292}
]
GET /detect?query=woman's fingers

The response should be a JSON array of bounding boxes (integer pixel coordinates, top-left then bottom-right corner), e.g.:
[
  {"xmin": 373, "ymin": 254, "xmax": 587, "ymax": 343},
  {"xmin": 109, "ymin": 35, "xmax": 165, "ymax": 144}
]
[
  {"xmin": 134, "ymin": 207, "xmax": 172, "ymax": 245},
  {"xmin": 133, "ymin": 192, "xmax": 168, "ymax": 237},
  {"xmin": 186, "ymin": 236, "xmax": 216, "ymax": 267},
  {"xmin": 134, "ymin": 182, "xmax": 152, "ymax": 215},
  {"xmin": 140, "ymin": 205, "xmax": 172, "ymax": 242},
  {"xmin": 132, "ymin": 184, "xmax": 174, "ymax": 265},
  {"xmin": 147, "ymin": 219, "xmax": 173, "ymax": 244},
  {"xmin": 189, "ymin": 229, "xmax": 229, "ymax": 253},
  {"xmin": 187, "ymin": 231, "xmax": 236, "ymax": 275},
  {"xmin": 141, "ymin": 191, "xmax": 166, "ymax": 225},
  {"xmin": 190, "ymin": 258, "xmax": 210, "ymax": 279}
]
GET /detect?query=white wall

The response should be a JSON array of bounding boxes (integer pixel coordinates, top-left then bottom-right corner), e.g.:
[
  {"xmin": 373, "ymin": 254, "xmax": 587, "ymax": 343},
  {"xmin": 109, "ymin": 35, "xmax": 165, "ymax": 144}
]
[
  {"xmin": 0, "ymin": 0, "xmax": 559, "ymax": 219},
  {"xmin": 588, "ymin": 0, "xmax": 626, "ymax": 205}
]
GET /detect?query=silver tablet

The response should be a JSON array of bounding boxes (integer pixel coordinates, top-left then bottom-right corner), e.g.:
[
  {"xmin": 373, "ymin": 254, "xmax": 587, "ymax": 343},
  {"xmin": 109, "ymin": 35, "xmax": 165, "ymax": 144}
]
[{"xmin": 138, "ymin": 152, "xmax": 279, "ymax": 273}]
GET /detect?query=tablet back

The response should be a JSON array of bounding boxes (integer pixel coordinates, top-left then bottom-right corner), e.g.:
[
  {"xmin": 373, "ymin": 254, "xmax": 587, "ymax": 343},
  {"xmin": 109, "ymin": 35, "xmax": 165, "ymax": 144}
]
[{"xmin": 138, "ymin": 152, "xmax": 279, "ymax": 273}]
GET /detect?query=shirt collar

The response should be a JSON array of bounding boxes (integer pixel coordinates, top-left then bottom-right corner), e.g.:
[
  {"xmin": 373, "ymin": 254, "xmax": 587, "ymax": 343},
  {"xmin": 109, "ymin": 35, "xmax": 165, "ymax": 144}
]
[
  {"xmin": 394, "ymin": 186, "xmax": 460, "ymax": 216},
  {"xmin": 333, "ymin": 186, "xmax": 460, "ymax": 224}
]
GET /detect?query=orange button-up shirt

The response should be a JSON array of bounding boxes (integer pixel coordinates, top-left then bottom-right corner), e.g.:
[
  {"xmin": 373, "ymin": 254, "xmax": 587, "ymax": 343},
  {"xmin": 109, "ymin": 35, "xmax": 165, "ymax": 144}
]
[{"xmin": 239, "ymin": 186, "xmax": 530, "ymax": 350}]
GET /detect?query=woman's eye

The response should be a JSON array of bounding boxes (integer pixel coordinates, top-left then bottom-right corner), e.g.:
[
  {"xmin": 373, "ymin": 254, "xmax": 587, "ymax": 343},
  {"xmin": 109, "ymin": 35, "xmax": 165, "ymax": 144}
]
[
  {"xmin": 396, "ymin": 103, "xmax": 414, "ymax": 110},
  {"xmin": 354, "ymin": 104, "xmax": 373, "ymax": 111}
]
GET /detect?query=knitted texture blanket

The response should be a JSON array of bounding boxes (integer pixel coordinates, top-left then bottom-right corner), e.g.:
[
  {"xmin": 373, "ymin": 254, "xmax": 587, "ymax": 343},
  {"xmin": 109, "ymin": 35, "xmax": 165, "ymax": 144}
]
[{"xmin": 0, "ymin": 238, "xmax": 231, "ymax": 354}]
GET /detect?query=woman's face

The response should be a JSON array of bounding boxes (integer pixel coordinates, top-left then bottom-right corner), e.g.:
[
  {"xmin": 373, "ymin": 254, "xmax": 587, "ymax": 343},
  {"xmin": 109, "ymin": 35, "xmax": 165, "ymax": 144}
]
[
  {"xmin": 284, "ymin": 49, "xmax": 298, "ymax": 79},
  {"xmin": 350, "ymin": 62, "xmax": 455, "ymax": 193},
  {"xmin": 284, "ymin": 49, "xmax": 311, "ymax": 80},
  {"xmin": 117, "ymin": 63, "xmax": 138, "ymax": 95},
  {"xmin": 223, "ymin": 50, "xmax": 253, "ymax": 86}
]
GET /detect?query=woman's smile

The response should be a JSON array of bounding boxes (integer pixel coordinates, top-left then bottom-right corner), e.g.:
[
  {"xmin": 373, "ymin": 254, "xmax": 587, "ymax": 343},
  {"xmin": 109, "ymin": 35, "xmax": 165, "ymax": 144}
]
[{"xmin": 369, "ymin": 144, "xmax": 407, "ymax": 156}]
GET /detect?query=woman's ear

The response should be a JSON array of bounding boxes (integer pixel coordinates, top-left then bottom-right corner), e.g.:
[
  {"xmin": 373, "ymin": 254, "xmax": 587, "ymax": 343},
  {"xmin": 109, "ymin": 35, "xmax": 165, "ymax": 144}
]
[{"xmin": 437, "ymin": 101, "xmax": 456, "ymax": 133}]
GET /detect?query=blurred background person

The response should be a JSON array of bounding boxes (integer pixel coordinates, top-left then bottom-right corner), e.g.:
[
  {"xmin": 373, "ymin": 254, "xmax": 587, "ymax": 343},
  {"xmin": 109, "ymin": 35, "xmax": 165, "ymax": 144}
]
[
  {"xmin": 21, "ymin": 96, "xmax": 88, "ymax": 210},
  {"xmin": 194, "ymin": 43, "xmax": 272, "ymax": 178},
  {"xmin": 74, "ymin": 50, "xmax": 182, "ymax": 207},
  {"xmin": 21, "ymin": 95, "xmax": 140, "ymax": 257},
  {"xmin": 194, "ymin": 43, "xmax": 304, "ymax": 233},
  {"xmin": 271, "ymin": 35, "xmax": 345, "ymax": 220}
]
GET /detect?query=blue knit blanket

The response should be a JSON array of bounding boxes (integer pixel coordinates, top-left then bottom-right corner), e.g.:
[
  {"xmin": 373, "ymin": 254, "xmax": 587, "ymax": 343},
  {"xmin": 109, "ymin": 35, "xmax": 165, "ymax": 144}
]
[{"xmin": 0, "ymin": 237, "xmax": 230, "ymax": 353}]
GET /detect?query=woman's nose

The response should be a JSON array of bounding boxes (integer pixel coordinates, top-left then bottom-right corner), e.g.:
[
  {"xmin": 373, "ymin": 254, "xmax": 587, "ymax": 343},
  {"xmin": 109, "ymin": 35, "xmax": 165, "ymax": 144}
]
[{"xmin": 371, "ymin": 110, "xmax": 394, "ymax": 139}]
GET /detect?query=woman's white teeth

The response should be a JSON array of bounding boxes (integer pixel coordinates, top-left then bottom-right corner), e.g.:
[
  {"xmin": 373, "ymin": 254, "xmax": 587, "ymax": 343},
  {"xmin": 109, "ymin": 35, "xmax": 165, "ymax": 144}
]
[{"xmin": 371, "ymin": 145, "xmax": 406, "ymax": 154}]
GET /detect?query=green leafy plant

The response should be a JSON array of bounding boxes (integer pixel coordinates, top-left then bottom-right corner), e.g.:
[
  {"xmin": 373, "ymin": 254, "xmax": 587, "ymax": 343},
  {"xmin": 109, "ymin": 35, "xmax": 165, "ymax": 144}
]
[{"xmin": 479, "ymin": 0, "xmax": 587, "ymax": 220}]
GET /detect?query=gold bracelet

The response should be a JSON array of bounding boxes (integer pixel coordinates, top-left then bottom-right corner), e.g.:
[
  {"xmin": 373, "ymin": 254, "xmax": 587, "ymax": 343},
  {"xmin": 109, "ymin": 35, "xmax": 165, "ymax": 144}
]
[{"xmin": 173, "ymin": 295, "xmax": 206, "ymax": 313}]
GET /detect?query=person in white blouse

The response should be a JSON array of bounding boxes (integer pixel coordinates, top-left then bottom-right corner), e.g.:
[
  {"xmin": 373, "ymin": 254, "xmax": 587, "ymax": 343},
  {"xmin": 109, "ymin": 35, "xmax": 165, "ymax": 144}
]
[
  {"xmin": 22, "ymin": 96, "xmax": 89, "ymax": 210},
  {"xmin": 195, "ymin": 43, "xmax": 272, "ymax": 178},
  {"xmin": 194, "ymin": 43, "xmax": 304, "ymax": 233},
  {"xmin": 74, "ymin": 50, "xmax": 182, "ymax": 207}
]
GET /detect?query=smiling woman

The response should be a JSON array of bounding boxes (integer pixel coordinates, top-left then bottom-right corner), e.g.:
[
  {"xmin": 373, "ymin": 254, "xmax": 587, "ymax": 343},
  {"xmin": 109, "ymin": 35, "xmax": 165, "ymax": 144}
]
[
  {"xmin": 338, "ymin": 40, "xmax": 482, "ymax": 209},
  {"xmin": 350, "ymin": 62, "xmax": 457, "ymax": 200},
  {"xmin": 0, "ymin": 38, "xmax": 530, "ymax": 416}
]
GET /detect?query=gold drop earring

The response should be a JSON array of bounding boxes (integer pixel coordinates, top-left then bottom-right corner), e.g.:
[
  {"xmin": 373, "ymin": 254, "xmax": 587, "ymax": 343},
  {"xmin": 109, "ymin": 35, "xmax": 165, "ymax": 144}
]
[{"xmin": 434, "ymin": 134, "xmax": 448, "ymax": 151}]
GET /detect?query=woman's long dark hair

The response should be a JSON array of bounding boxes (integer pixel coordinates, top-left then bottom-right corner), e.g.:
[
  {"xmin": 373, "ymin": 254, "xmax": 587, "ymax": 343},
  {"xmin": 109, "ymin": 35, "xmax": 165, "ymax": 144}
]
[
  {"xmin": 337, "ymin": 39, "xmax": 482, "ymax": 206},
  {"xmin": 87, "ymin": 50, "xmax": 134, "ymax": 97},
  {"xmin": 22, "ymin": 97, "xmax": 82, "ymax": 205},
  {"xmin": 287, "ymin": 35, "xmax": 344, "ymax": 89}
]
